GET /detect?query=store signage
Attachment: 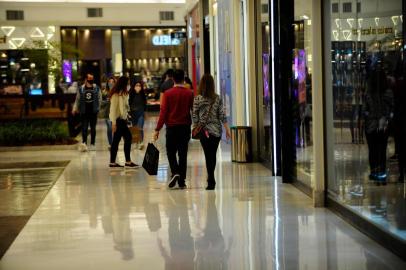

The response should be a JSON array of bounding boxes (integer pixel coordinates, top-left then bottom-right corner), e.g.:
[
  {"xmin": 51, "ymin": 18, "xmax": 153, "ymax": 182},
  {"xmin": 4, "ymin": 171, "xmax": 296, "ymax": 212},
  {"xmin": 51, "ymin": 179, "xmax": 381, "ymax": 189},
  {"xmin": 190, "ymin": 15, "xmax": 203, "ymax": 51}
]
[
  {"xmin": 62, "ymin": 60, "xmax": 72, "ymax": 83},
  {"xmin": 0, "ymin": 36, "xmax": 6, "ymax": 44},
  {"xmin": 351, "ymin": 27, "xmax": 394, "ymax": 36},
  {"xmin": 152, "ymin": 35, "xmax": 180, "ymax": 46},
  {"xmin": 170, "ymin": 32, "xmax": 187, "ymax": 39}
]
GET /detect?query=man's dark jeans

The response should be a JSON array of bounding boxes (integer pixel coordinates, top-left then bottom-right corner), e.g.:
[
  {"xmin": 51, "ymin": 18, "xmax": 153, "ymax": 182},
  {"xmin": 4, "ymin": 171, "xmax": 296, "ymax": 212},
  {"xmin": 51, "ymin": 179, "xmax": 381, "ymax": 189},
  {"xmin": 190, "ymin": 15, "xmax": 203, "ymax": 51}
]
[
  {"xmin": 166, "ymin": 125, "xmax": 191, "ymax": 185},
  {"xmin": 81, "ymin": 113, "xmax": 97, "ymax": 145}
]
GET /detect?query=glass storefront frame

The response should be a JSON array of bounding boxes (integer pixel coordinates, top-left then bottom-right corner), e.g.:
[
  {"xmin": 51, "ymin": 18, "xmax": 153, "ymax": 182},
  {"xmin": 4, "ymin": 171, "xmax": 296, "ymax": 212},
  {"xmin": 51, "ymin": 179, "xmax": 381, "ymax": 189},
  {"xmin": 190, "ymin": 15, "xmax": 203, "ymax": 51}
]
[
  {"xmin": 256, "ymin": 0, "xmax": 405, "ymax": 259},
  {"xmin": 322, "ymin": 0, "xmax": 406, "ymax": 259}
]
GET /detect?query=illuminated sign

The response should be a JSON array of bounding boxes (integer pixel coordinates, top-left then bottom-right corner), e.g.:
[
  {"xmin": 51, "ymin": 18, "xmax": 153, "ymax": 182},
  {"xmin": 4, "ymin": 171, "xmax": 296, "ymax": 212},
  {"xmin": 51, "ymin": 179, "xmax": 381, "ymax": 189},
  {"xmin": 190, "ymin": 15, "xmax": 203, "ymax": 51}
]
[
  {"xmin": 152, "ymin": 35, "xmax": 180, "ymax": 46},
  {"xmin": 170, "ymin": 32, "xmax": 187, "ymax": 39},
  {"xmin": 351, "ymin": 27, "xmax": 394, "ymax": 36},
  {"xmin": 62, "ymin": 60, "xmax": 72, "ymax": 83}
]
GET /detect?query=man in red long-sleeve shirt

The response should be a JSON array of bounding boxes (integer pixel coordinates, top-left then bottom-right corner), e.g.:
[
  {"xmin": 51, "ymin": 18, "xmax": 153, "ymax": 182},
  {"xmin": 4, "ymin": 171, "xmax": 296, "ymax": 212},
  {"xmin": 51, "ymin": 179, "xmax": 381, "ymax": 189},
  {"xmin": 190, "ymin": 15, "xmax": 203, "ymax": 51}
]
[{"xmin": 154, "ymin": 69, "xmax": 194, "ymax": 189}]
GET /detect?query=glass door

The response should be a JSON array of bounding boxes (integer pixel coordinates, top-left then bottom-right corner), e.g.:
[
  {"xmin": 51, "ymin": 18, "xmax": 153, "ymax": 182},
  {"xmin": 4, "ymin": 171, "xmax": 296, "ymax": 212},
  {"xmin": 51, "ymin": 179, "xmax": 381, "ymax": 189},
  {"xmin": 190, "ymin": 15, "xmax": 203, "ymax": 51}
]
[{"xmin": 258, "ymin": 0, "xmax": 273, "ymax": 166}]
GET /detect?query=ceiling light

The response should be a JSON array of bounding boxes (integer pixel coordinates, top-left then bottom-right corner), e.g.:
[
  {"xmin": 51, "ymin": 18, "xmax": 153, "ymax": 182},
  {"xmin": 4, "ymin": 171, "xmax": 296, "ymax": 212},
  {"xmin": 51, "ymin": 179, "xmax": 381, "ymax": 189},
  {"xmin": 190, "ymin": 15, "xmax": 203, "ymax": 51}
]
[
  {"xmin": 1, "ymin": 26, "xmax": 15, "ymax": 37},
  {"xmin": 31, "ymin": 27, "xmax": 45, "ymax": 38},
  {"xmin": 11, "ymin": 38, "xmax": 26, "ymax": 48}
]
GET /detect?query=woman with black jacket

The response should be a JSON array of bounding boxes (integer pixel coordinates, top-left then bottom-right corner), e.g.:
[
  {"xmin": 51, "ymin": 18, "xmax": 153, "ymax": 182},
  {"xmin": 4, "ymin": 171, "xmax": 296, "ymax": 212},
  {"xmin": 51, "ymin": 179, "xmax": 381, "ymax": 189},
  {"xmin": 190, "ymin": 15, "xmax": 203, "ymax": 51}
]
[{"xmin": 129, "ymin": 79, "xmax": 147, "ymax": 150}]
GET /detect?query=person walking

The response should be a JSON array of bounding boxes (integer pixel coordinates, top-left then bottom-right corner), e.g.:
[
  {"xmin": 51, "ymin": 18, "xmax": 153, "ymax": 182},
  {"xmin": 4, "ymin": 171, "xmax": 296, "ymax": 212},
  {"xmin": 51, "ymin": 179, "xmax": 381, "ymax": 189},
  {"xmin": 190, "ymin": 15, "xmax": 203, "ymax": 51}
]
[
  {"xmin": 192, "ymin": 74, "xmax": 231, "ymax": 190},
  {"xmin": 129, "ymin": 79, "xmax": 147, "ymax": 150},
  {"xmin": 109, "ymin": 76, "xmax": 139, "ymax": 169},
  {"xmin": 159, "ymin": 69, "xmax": 174, "ymax": 101},
  {"xmin": 154, "ymin": 69, "xmax": 194, "ymax": 189},
  {"xmin": 364, "ymin": 67, "xmax": 394, "ymax": 184},
  {"xmin": 73, "ymin": 73, "xmax": 102, "ymax": 152},
  {"xmin": 100, "ymin": 76, "xmax": 116, "ymax": 150}
]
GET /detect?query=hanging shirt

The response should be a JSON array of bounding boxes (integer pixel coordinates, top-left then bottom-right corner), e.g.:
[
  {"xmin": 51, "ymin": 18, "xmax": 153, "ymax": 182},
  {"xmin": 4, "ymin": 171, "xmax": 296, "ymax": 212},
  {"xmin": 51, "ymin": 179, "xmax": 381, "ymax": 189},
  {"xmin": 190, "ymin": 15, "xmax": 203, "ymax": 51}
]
[{"xmin": 84, "ymin": 86, "xmax": 96, "ymax": 114}]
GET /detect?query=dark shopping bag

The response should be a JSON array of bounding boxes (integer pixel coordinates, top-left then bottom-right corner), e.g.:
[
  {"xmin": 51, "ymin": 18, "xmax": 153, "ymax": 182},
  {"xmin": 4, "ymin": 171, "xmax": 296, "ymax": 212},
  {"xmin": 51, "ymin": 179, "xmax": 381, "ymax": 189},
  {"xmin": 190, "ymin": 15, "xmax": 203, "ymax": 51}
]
[{"xmin": 142, "ymin": 143, "xmax": 159, "ymax": 175}]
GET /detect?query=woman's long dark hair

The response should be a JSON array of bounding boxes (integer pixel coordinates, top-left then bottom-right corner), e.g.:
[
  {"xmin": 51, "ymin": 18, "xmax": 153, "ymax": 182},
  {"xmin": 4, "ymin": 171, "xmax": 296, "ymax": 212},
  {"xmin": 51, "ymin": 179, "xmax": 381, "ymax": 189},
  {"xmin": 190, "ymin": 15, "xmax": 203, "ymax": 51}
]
[
  {"xmin": 130, "ymin": 79, "xmax": 146, "ymax": 104},
  {"xmin": 198, "ymin": 74, "xmax": 216, "ymax": 100},
  {"xmin": 110, "ymin": 76, "xmax": 129, "ymax": 97},
  {"xmin": 106, "ymin": 76, "xmax": 116, "ymax": 91}
]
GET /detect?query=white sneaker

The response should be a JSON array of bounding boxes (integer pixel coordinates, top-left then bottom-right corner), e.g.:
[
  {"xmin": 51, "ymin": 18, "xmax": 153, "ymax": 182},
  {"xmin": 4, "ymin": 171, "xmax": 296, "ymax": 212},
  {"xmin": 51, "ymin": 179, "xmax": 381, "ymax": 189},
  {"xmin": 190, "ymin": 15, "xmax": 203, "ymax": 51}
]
[
  {"xmin": 79, "ymin": 143, "xmax": 88, "ymax": 152},
  {"xmin": 89, "ymin": 144, "xmax": 96, "ymax": 151}
]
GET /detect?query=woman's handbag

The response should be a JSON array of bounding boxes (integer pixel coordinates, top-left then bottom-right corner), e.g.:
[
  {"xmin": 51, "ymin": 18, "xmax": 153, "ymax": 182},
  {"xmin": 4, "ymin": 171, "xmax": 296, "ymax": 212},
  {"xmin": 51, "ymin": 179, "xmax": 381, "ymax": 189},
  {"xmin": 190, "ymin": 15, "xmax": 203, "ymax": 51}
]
[
  {"xmin": 129, "ymin": 126, "xmax": 142, "ymax": 143},
  {"xmin": 192, "ymin": 125, "xmax": 203, "ymax": 140},
  {"xmin": 192, "ymin": 99, "xmax": 215, "ymax": 140}
]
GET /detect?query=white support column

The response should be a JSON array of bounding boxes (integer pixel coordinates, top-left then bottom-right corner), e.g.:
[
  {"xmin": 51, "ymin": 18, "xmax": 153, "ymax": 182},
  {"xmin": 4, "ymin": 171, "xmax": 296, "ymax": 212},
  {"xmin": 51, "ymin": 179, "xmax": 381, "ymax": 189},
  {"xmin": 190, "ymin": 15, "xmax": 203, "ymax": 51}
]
[
  {"xmin": 246, "ymin": 0, "xmax": 258, "ymax": 160},
  {"xmin": 311, "ymin": 0, "xmax": 325, "ymax": 207},
  {"xmin": 232, "ymin": 0, "xmax": 245, "ymax": 126}
]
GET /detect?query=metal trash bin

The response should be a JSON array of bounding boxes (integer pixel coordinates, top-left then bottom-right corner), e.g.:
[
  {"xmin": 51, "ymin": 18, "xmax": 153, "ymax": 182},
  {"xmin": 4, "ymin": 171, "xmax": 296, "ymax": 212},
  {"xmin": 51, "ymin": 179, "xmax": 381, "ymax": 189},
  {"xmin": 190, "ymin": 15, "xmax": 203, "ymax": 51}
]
[{"xmin": 231, "ymin": 126, "xmax": 252, "ymax": 163}]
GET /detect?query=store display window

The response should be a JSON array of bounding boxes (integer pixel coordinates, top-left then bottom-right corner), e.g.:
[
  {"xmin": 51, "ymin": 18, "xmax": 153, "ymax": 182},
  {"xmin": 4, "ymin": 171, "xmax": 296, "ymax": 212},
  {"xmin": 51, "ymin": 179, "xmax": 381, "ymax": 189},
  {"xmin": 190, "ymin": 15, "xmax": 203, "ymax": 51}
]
[{"xmin": 324, "ymin": 0, "xmax": 405, "ymax": 248}]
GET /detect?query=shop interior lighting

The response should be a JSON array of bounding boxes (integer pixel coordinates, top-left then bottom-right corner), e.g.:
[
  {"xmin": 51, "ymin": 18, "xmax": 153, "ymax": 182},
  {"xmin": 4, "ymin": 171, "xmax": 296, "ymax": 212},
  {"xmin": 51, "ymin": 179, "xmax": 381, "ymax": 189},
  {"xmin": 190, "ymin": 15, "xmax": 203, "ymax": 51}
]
[
  {"xmin": 307, "ymin": 20, "xmax": 311, "ymax": 26},
  {"xmin": 335, "ymin": 19, "xmax": 341, "ymax": 29},
  {"xmin": 11, "ymin": 38, "xmax": 26, "ymax": 48},
  {"xmin": 391, "ymin": 16, "xmax": 399, "ymax": 26},
  {"xmin": 48, "ymin": 26, "xmax": 56, "ymax": 33},
  {"xmin": 1, "ymin": 26, "xmax": 15, "ymax": 37},
  {"xmin": 45, "ymin": 40, "xmax": 54, "ymax": 49},
  {"xmin": 347, "ymin": 18, "xmax": 355, "ymax": 28},
  {"xmin": 301, "ymin": 15, "xmax": 309, "ymax": 20},
  {"xmin": 212, "ymin": 2, "xmax": 218, "ymax": 15},
  {"xmin": 31, "ymin": 27, "xmax": 45, "ymax": 38},
  {"xmin": 8, "ymin": 41, "xmax": 17, "ymax": 49},
  {"xmin": 375, "ymin": 17, "xmax": 380, "ymax": 27},
  {"xmin": 400, "ymin": 15, "xmax": 403, "ymax": 23},
  {"xmin": 358, "ymin": 18, "xmax": 363, "ymax": 28},
  {"xmin": 332, "ymin": 30, "xmax": 339, "ymax": 41},
  {"xmin": 47, "ymin": 33, "xmax": 54, "ymax": 40}
]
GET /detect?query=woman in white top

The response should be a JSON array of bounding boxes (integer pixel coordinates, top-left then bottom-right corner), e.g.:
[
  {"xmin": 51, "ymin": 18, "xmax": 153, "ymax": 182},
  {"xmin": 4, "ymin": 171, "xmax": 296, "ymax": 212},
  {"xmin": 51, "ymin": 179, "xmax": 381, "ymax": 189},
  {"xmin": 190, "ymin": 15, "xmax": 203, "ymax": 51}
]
[{"xmin": 109, "ymin": 76, "xmax": 139, "ymax": 169}]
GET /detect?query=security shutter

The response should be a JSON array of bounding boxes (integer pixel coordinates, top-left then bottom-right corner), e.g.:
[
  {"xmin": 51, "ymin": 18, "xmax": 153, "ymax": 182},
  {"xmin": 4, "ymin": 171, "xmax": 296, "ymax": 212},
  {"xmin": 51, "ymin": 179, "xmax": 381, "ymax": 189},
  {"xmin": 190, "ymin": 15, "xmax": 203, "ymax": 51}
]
[
  {"xmin": 6, "ymin": 10, "xmax": 24, "ymax": 20},
  {"xmin": 159, "ymin": 11, "xmax": 175, "ymax": 21},
  {"xmin": 87, "ymin": 8, "xmax": 103, "ymax": 18}
]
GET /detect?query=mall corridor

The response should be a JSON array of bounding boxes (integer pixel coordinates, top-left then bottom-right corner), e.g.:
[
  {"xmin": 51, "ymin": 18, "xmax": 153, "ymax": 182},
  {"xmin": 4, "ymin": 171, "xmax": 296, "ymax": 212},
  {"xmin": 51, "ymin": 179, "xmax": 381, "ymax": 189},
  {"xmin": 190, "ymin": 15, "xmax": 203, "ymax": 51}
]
[{"xmin": 0, "ymin": 116, "xmax": 404, "ymax": 270}]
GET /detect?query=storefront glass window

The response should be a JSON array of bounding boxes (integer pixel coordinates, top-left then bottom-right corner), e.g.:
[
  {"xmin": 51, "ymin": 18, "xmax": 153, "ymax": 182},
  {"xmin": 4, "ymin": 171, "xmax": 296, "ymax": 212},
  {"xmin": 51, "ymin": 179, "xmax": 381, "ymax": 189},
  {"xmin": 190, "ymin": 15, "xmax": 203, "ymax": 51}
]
[
  {"xmin": 259, "ymin": 0, "xmax": 273, "ymax": 164},
  {"xmin": 122, "ymin": 28, "xmax": 186, "ymax": 87},
  {"xmin": 293, "ymin": 0, "xmax": 314, "ymax": 191},
  {"xmin": 325, "ymin": 0, "xmax": 405, "ymax": 242}
]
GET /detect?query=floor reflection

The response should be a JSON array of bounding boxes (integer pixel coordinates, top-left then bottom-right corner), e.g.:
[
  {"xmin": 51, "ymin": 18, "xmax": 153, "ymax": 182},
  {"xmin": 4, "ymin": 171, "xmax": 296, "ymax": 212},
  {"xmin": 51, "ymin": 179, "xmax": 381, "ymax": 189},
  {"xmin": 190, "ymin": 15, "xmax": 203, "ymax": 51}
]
[{"xmin": 1, "ymin": 116, "xmax": 405, "ymax": 269}]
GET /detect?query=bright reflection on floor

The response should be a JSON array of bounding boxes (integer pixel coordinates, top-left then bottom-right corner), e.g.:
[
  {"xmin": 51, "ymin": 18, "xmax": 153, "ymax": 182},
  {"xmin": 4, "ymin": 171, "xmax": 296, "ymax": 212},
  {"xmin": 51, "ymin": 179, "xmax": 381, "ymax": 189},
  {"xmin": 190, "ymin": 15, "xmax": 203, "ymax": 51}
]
[{"xmin": 0, "ymin": 115, "xmax": 405, "ymax": 269}]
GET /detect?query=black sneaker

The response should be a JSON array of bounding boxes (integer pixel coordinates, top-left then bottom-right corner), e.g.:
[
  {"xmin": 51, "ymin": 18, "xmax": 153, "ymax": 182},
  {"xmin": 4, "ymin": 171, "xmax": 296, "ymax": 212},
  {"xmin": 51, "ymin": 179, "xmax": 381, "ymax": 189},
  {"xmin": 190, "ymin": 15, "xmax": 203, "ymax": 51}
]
[
  {"xmin": 125, "ymin": 162, "xmax": 140, "ymax": 169},
  {"xmin": 206, "ymin": 184, "xmax": 216, "ymax": 190},
  {"xmin": 168, "ymin": 174, "xmax": 180, "ymax": 188},
  {"xmin": 109, "ymin": 163, "xmax": 124, "ymax": 169}
]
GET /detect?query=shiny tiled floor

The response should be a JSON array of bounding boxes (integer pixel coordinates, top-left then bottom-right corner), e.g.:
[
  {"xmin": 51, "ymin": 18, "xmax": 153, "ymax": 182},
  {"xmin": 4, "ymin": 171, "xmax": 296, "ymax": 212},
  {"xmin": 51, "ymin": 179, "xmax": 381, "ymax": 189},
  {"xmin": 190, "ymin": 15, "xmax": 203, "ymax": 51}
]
[{"xmin": 0, "ymin": 116, "xmax": 405, "ymax": 269}]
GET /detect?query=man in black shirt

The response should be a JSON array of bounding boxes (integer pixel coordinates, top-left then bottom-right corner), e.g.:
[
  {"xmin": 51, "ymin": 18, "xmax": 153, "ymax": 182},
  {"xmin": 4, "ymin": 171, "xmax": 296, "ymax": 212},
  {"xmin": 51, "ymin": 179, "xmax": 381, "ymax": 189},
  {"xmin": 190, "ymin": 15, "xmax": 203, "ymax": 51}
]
[
  {"xmin": 73, "ymin": 73, "xmax": 102, "ymax": 152},
  {"xmin": 159, "ymin": 69, "xmax": 174, "ymax": 102}
]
